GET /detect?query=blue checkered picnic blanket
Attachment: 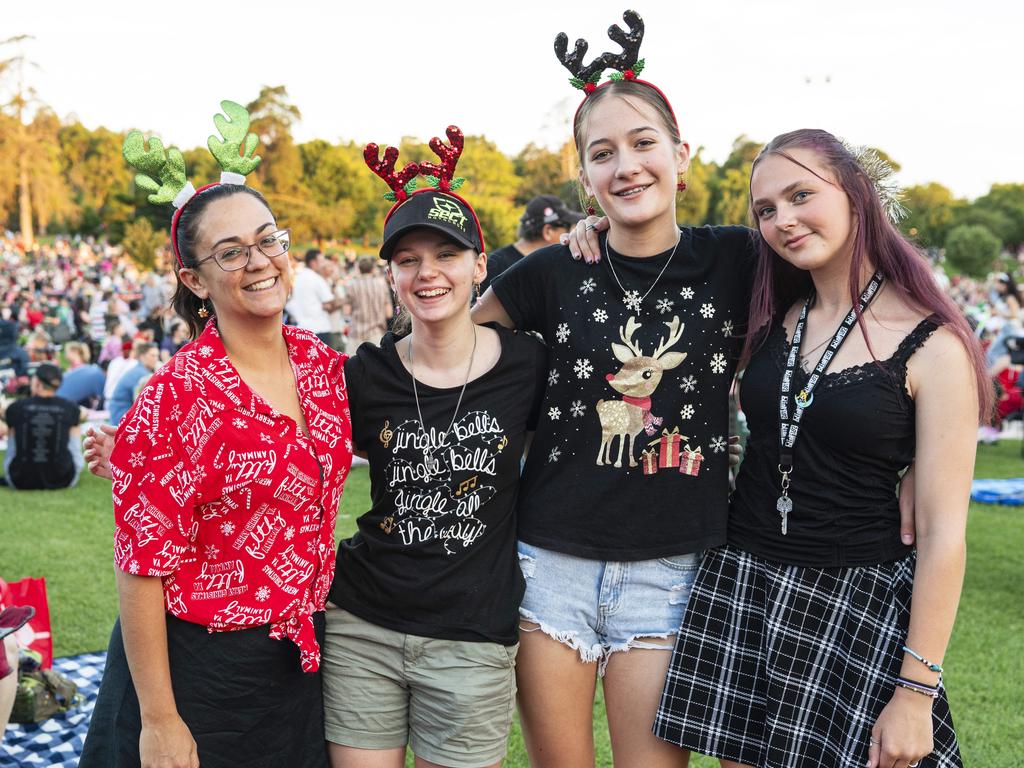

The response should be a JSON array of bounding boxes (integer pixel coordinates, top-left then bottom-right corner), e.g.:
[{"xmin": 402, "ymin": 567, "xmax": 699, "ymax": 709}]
[{"xmin": 1, "ymin": 651, "xmax": 106, "ymax": 768}]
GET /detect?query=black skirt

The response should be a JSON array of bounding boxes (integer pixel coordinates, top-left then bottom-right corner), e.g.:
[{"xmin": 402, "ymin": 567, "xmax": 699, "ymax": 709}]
[
  {"xmin": 79, "ymin": 612, "xmax": 328, "ymax": 768},
  {"xmin": 653, "ymin": 546, "xmax": 962, "ymax": 767}
]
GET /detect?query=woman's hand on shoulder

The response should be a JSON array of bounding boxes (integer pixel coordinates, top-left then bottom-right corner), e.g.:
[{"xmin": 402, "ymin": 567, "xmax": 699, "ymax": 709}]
[
  {"xmin": 561, "ymin": 216, "xmax": 609, "ymax": 264},
  {"xmin": 84, "ymin": 424, "xmax": 116, "ymax": 481},
  {"xmin": 139, "ymin": 712, "xmax": 199, "ymax": 768}
]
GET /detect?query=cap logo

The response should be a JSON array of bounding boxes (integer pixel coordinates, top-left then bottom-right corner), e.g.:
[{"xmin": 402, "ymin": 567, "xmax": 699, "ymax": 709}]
[{"xmin": 427, "ymin": 197, "xmax": 468, "ymax": 231}]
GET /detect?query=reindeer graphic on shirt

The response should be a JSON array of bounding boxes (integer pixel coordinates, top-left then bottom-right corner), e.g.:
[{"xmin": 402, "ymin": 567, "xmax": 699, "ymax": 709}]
[{"xmin": 596, "ymin": 316, "xmax": 686, "ymax": 467}]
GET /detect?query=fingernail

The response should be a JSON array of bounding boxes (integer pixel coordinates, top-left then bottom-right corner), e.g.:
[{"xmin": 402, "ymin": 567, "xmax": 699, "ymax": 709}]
[
  {"xmin": 902, "ymin": 534, "xmax": 913, "ymax": 544},
  {"xmin": 571, "ymin": 252, "xmax": 580, "ymax": 260}
]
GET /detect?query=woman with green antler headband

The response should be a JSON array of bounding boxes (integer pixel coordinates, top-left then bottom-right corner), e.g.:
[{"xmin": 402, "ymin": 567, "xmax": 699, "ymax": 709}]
[{"xmin": 80, "ymin": 101, "xmax": 353, "ymax": 768}]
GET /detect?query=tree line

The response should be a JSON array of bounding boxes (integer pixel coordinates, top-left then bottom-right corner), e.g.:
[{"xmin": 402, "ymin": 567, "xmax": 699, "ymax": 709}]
[{"xmin": 2, "ymin": 69, "xmax": 1022, "ymax": 277}]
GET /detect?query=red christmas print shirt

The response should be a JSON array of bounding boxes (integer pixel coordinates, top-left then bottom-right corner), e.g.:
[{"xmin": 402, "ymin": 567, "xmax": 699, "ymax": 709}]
[{"xmin": 110, "ymin": 322, "xmax": 352, "ymax": 672}]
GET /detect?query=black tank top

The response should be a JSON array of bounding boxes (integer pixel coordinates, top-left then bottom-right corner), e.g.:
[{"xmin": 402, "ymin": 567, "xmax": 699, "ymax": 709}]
[{"xmin": 728, "ymin": 317, "xmax": 940, "ymax": 567}]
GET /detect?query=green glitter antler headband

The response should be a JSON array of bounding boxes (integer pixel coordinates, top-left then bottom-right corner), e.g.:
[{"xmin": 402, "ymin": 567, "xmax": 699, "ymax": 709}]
[
  {"xmin": 122, "ymin": 99, "xmax": 263, "ymax": 265},
  {"xmin": 208, "ymin": 100, "xmax": 261, "ymax": 180}
]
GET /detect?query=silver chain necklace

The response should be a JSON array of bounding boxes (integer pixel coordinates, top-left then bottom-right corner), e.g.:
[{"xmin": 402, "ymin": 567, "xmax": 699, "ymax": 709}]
[
  {"xmin": 603, "ymin": 230, "xmax": 682, "ymax": 313},
  {"xmin": 409, "ymin": 326, "xmax": 477, "ymax": 475}
]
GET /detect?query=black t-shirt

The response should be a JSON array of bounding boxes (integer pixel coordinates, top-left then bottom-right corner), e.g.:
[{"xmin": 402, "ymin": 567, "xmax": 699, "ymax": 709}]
[
  {"xmin": 728, "ymin": 318, "xmax": 939, "ymax": 567},
  {"xmin": 4, "ymin": 395, "xmax": 80, "ymax": 489},
  {"xmin": 481, "ymin": 244, "xmax": 526, "ymax": 293},
  {"xmin": 330, "ymin": 324, "xmax": 547, "ymax": 644},
  {"xmin": 491, "ymin": 227, "xmax": 756, "ymax": 560}
]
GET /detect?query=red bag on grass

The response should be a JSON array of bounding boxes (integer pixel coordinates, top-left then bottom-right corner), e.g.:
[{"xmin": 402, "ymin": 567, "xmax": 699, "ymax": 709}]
[{"xmin": 0, "ymin": 577, "xmax": 53, "ymax": 669}]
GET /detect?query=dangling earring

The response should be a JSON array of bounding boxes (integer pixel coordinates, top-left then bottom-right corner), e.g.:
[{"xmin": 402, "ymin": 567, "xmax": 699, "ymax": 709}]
[
  {"xmin": 677, "ymin": 174, "xmax": 687, "ymax": 192},
  {"xmin": 197, "ymin": 301, "xmax": 210, "ymax": 319},
  {"xmin": 585, "ymin": 195, "xmax": 597, "ymax": 216},
  {"xmin": 578, "ymin": 186, "xmax": 598, "ymax": 217},
  {"xmin": 473, "ymin": 282, "xmax": 481, "ymax": 303}
]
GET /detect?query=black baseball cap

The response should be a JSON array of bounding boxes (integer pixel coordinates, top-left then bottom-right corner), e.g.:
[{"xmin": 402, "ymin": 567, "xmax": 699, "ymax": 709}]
[
  {"xmin": 522, "ymin": 195, "xmax": 584, "ymax": 228},
  {"xmin": 379, "ymin": 191, "xmax": 484, "ymax": 261},
  {"xmin": 34, "ymin": 362, "xmax": 63, "ymax": 389}
]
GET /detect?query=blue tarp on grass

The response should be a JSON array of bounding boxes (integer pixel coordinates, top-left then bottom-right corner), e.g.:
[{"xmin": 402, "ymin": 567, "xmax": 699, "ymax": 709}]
[{"xmin": 971, "ymin": 478, "xmax": 1024, "ymax": 506}]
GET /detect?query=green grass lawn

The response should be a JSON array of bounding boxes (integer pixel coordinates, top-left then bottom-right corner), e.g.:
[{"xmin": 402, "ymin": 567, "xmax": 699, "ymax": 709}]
[{"xmin": 2, "ymin": 445, "xmax": 1022, "ymax": 765}]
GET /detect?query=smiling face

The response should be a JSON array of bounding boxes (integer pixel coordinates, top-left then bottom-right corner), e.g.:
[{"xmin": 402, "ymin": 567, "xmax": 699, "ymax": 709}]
[
  {"xmin": 578, "ymin": 94, "xmax": 689, "ymax": 233},
  {"xmin": 177, "ymin": 192, "xmax": 292, "ymax": 325},
  {"xmin": 750, "ymin": 148, "xmax": 857, "ymax": 275},
  {"xmin": 387, "ymin": 228, "xmax": 486, "ymax": 327}
]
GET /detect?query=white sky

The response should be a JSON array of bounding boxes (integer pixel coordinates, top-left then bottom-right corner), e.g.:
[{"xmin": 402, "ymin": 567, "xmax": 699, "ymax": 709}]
[{"xmin": 4, "ymin": 0, "xmax": 1020, "ymax": 200}]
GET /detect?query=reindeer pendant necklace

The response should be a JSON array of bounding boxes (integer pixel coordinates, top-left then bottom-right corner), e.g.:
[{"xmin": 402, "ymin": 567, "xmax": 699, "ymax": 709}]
[
  {"xmin": 409, "ymin": 327, "xmax": 477, "ymax": 476},
  {"xmin": 603, "ymin": 231, "xmax": 681, "ymax": 313}
]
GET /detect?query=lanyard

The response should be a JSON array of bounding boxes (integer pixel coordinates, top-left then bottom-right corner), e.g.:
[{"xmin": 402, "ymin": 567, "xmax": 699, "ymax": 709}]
[{"xmin": 776, "ymin": 271, "xmax": 884, "ymax": 534}]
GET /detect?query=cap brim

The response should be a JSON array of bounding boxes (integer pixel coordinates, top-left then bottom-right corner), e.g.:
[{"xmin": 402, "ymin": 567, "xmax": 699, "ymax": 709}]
[{"xmin": 379, "ymin": 222, "xmax": 479, "ymax": 261}]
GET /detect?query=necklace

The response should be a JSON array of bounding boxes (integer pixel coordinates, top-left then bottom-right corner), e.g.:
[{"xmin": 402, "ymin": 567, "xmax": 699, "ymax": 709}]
[
  {"xmin": 409, "ymin": 326, "xmax": 477, "ymax": 475},
  {"xmin": 603, "ymin": 230, "xmax": 681, "ymax": 313},
  {"xmin": 776, "ymin": 271, "xmax": 884, "ymax": 535}
]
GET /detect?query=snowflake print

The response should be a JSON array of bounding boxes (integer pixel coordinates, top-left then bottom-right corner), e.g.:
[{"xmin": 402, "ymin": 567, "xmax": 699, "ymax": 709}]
[
  {"xmin": 192, "ymin": 465, "xmax": 207, "ymax": 484},
  {"xmin": 580, "ymin": 278, "xmax": 597, "ymax": 294},
  {"xmin": 169, "ymin": 404, "xmax": 182, "ymax": 421},
  {"xmin": 220, "ymin": 521, "xmax": 236, "ymax": 536},
  {"xmin": 710, "ymin": 435, "xmax": 727, "ymax": 453},
  {"xmin": 574, "ymin": 358, "xmax": 594, "ymax": 379},
  {"xmin": 710, "ymin": 353, "xmax": 727, "ymax": 374},
  {"xmin": 680, "ymin": 404, "xmax": 695, "ymax": 420},
  {"xmin": 128, "ymin": 451, "xmax": 145, "ymax": 468},
  {"xmin": 233, "ymin": 418, "xmax": 247, "ymax": 429},
  {"xmin": 570, "ymin": 400, "xmax": 587, "ymax": 418},
  {"xmin": 126, "ymin": 434, "xmax": 137, "ymax": 444},
  {"xmin": 548, "ymin": 446, "xmax": 562, "ymax": 463},
  {"xmin": 593, "ymin": 309, "xmax": 609, "ymax": 323},
  {"xmin": 722, "ymin": 319, "xmax": 734, "ymax": 337},
  {"xmin": 548, "ymin": 407, "xmax": 562, "ymax": 421},
  {"xmin": 255, "ymin": 586, "xmax": 271, "ymax": 602},
  {"xmin": 656, "ymin": 298, "xmax": 674, "ymax": 314},
  {"xmin": 128, "ymin": 560, "xmax": 139, "ymax": 575},
  {"xmin": 306, "ymin": 345, "xmax": 320, "ymax": 359},
  {"xmin": 345, "ymin": 437, "xmax": 353, "ymax": 452},
  {"xmin": 284, "ymin": 526, "xmax": 295, "ymax": 541},
  {"xmin": 700, "ymin": 303, "xmax": 716, "ymax": 319},
  {"xmin": 204, "ymin": 544, "xmax": 220, "ymax": 559},
  {"xmin": 556, "ymin": 323, "xmax": 571, "ymax": 343},
  {"xmin": 259, "ymin": 433, "xmax": 274, "ymax": 444},
  {"xmin": 548, "ymin": 369, "xmax": 560, "ymax": 386},
  {"xmin": 199, "ymin": 345, "xmax": 213, "ymax": 358},
  {"xmin": 623, "ymin": 291, "xmax": 643, "ymax": 312},
  {"xmin": 680, "ymin": 286, "xmax": 695, "ymax": 299},
  {"xmin": 679, "ymin": 375, "xmax": 697, "ymax": 393}
]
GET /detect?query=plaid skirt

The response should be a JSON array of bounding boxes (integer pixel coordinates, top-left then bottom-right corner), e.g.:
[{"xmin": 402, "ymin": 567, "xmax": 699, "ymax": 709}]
[{"xmin": 653, "ymin": 546, "xmax": 962, "ymax": 767}]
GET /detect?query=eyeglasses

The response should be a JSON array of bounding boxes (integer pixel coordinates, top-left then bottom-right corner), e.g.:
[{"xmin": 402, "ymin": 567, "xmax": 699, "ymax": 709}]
[{"xmin": 195, "ymin": 229, "xmax": 291, "ymax": 272}]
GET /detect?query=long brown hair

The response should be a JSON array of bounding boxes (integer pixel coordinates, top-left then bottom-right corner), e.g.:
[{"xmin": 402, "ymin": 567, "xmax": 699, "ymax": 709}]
[{"xmin": 743, "ymin": 129, "xmax": 992, "ymax": 423}]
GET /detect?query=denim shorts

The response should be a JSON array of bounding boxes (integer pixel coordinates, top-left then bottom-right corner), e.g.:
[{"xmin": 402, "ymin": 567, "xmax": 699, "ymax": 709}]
[{"xmin": 516, "ymin": 540, "xmax": 701, "ymax": 675}]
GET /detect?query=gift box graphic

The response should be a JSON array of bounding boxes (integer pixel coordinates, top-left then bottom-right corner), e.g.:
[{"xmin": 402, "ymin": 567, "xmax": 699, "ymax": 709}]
[
  {"xmin": 679, "ymin": 444, "xmax": 703, "ymax": 477},
  {"xmin": 648, "ymin": 427, "xmax": 684, "ymax": 469},
  {"xmin": 641, "ymin": 448, "xmax": 659, "ymax": 475}
]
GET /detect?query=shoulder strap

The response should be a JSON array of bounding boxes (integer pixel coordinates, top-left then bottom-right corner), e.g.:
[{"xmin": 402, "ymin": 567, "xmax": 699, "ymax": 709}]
[{"xmin": 891, "ymin": 316, "xmax": 941, "ymax": 369}]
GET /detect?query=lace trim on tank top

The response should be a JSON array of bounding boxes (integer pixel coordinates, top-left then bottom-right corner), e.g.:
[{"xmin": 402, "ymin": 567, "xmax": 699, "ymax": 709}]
[{"xmin": 769, "ymin": 316, "xmax": 940, "ymax": 395}]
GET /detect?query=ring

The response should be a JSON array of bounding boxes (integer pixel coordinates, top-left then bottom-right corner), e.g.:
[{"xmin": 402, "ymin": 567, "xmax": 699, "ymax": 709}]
[
  {"xmin": 908, "ymin": 762, "xmax": 920, "ymax": 767},
  {"xmin": 585, "ymin": 223, "xmax": 596, "ymax": 231}
]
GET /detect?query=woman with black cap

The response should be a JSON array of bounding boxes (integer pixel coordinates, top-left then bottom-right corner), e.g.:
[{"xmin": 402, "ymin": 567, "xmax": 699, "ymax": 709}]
[{"xmin": 319, "ymin": 128, "xmax": 547, "ymax": 768}]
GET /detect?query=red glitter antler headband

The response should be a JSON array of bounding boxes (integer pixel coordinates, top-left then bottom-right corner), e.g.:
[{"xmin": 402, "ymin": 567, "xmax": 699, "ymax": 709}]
[
  {"xmin": 364, "ymin": 125, "xmax": 486, "ymax": 253},
  {"xmin": 554, "ymin": 10, "xmax": 679, "ymax": 133}
]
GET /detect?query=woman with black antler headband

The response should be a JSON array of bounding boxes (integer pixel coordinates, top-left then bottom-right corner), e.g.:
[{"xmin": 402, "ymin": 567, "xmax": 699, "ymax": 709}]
[{"xmin": 472, "ymin": 10, "xmax": 758, "ymax": 766}]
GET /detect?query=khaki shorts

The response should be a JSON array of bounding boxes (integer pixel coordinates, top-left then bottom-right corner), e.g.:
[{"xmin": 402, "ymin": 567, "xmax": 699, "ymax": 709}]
[{"xmin": 321, "ymin": 608, "xmax": 518, "ymax": 768}]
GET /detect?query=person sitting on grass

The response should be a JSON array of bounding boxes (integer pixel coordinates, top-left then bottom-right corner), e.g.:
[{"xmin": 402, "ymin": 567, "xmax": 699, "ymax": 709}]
[{"xmin": 1, "ymin": 362, "xmax": 85, "ymax": 490}]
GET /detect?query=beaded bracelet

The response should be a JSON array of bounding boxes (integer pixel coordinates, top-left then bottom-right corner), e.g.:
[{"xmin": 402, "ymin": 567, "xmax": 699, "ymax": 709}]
[
  {"xmin": 903, "ymin": 645, "xmax": 943, "ymax": 673},
  {"xmin": 896, "ymin": 677, "xmax": 940, "ymax": 699}
]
